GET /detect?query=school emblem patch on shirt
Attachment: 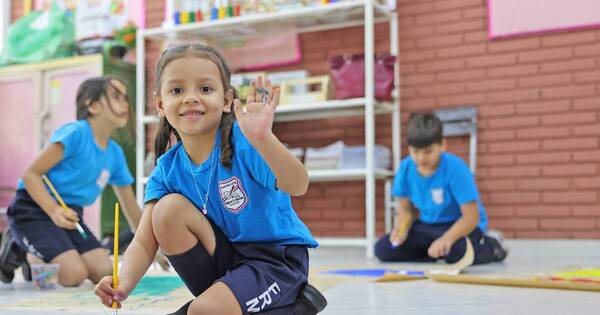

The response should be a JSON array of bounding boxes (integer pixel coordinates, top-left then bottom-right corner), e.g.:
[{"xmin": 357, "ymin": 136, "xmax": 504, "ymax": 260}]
[
  {"xmin": 431, "ymin": 188, "xmax": 444, "ymax": 205},
  {"xmin": 219, "ymin": 176, "xmax": 248, "ymax": 213},
  {"xmin": 96, "ymin": 169, "xmax": 110, "ymax": 189}
]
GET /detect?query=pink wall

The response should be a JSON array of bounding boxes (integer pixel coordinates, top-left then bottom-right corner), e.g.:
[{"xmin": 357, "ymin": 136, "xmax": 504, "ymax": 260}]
[{"xmin": 489, "ymin": 0, "xmax": 600, "ymax": 39}]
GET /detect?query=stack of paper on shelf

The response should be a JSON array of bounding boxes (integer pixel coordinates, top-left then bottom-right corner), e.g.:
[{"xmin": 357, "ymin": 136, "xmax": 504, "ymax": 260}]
[
  {"xmin": 304, "ymin": 141, "xmax": 392, "ymax": 171},
  {"xmin": 340, "ymin": 145, "xmax": 391, "ymax": 170},
  {"xmin": 304, "ymin": 141, "xmax": 344, "ymax": 170}
]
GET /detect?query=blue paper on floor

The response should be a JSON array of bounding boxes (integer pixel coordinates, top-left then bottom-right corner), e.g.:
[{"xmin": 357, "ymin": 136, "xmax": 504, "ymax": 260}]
[{"xmin": 321, "ymin": 269, "xmax": 426, "ymax": 278}]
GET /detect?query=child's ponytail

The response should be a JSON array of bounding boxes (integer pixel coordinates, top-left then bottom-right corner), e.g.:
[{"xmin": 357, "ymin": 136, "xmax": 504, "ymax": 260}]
[
  {"xmin": 153, "ymin": 118, "xmax": 181, "ymax": 164},
  {"xmin": 219, "ymin": 89, "xmax": 237, "ymax": 168}
]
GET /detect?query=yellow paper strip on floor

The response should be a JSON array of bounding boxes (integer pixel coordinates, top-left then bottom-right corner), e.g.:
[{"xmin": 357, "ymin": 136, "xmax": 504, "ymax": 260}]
[{"xmin": 430, "ymin": 273, "xmax": 600, "ymax": 292}]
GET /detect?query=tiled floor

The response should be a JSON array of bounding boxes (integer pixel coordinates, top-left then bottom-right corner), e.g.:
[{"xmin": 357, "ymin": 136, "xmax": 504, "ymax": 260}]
[{"xmin": 2, "ymin": 240, "xmax": 599, "ymax": 314}]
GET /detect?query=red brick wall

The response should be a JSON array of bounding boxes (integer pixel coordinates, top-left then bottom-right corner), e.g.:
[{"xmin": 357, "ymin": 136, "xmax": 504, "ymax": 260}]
[
  {"xmin": 394, "ymin": 0, "xmax": 600, "ymax": 239},
  {"xmin": 11, "ymin": 0, "xmax": 600, "ymax": 239}
]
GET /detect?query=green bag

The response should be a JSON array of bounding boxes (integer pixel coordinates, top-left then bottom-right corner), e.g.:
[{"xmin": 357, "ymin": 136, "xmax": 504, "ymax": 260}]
[{"xmin": 0, "ymin": 4, "xmax": 75, "ymax": 66}]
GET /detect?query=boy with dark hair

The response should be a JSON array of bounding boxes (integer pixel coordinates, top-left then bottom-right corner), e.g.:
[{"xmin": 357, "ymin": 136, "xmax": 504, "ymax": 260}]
[{"xmin": 375, "ymin": 113, "xmax": 507, "ymax": 264}]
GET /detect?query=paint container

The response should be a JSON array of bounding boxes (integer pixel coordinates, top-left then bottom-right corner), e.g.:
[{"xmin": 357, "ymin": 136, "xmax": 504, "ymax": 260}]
[{"xmin": 31, "ymin": 263, "xmax": 60, "ymax": 290}]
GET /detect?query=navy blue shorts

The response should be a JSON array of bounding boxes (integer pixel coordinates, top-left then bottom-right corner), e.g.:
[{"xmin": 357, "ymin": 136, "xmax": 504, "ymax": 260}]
[
  {"xmin": 7, "ymin": 189, "xmax": 102, "ymax": 262},
  {"xmin": 167, "ymin": 220, "xmax": 309, "ymax": 314}
]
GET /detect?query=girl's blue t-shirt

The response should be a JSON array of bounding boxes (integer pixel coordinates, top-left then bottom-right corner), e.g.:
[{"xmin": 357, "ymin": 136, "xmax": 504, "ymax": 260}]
[
  {"xmin": 17, "ymin": 120, "xmax": 134, "ymax": 207},
  {"xmin": 144, "ymin": 122, "xmax": 318, "ymax": 247}
]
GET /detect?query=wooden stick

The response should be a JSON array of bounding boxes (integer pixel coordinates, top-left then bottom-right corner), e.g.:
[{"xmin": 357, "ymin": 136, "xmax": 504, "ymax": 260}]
[{"xmin": 430, "ymin": 273, "xmax": 600, "ymax": 292}]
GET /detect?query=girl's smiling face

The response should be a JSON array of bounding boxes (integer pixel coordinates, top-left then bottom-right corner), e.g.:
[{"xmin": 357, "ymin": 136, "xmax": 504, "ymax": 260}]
[{"xmin": 156, "ymin": 56, "xmax": 233, "ymax": 137}]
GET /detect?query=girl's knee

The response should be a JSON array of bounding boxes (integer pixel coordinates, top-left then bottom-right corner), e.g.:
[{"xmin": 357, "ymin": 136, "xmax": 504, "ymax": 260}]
[
  {"xmin": 153, "ymin": 194, "xmax": 187, "ymax": 219},
  {"xmin": 188, "ymin": 295, "xmax": 241, "ymax": 315},
  {"xmin": 152, "ymin": 194, "xmax": 188, "ymax": 231},
  {"xmin": 57, "ymin": 261, "xmax": 88, "ymax": 287},
  {"xmin": 87, "ymin": 258, "xmax": 112, "ymax": 284}
]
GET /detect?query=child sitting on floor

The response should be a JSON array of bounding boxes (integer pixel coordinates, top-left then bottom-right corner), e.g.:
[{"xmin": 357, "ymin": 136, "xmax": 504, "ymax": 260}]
[{"xmin": 375, "ymin": 112, "xmax": 507, "ymax": 264}]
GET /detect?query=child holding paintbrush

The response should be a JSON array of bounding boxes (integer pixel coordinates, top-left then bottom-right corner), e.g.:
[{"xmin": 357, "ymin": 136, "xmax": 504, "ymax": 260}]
[
  {"xmin": 375, "ymin": 113, "xmax": 508, "ymax": 265},
  {"xmin": 0, "ymin": 77, "xmax": 166, "ymax": 287}
]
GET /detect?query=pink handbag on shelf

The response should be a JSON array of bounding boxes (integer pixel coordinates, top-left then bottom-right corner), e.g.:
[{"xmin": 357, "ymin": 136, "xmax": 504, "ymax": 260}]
[{"xmin": 330, "ymin": 54, "xmax": 396, "ymax": 101}]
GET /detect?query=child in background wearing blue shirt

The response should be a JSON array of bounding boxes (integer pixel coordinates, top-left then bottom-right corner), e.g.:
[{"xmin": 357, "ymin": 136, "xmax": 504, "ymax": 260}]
[
  {"xmin": 375, "ymin": 113, "xmax": 507, "ymax": 264},
  {"xmin": 94, "ymin": 44, "xmax": 326, "ymax": 315},
  {"xmin": 0, "ymin": 77, "xmax": 164, "ymax": 286}
]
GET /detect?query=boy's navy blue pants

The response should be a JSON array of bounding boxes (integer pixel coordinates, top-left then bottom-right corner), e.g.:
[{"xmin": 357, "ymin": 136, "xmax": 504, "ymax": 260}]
[{"xmin": 375, "ymin": 220, "xmax": 498, "ymax": 264}]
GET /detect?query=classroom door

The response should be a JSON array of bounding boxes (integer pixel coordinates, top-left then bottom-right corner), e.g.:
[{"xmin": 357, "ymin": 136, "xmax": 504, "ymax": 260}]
[
  {"xmin": 0, "ymin": 73, "xmax": 42, "ymax": 207},
  {"xmin": 40, "ymin": 64, "xmax": 102, "ymax": 147}
]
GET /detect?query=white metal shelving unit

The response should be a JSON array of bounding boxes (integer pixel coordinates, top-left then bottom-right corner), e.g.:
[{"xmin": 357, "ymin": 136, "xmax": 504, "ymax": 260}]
[{"xmin": 136, "ymin": 0, "xmax": 400, "ymax": 259}]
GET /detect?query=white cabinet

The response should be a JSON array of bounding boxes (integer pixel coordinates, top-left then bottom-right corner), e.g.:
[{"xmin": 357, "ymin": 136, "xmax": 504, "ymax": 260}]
[{"xmin": 136, "ymin": 1, "xmax": 400, "ymax": 259}]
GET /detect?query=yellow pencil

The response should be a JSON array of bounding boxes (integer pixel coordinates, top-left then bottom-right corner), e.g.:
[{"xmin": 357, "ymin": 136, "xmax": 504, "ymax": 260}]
[
  {"xmin": 41, "ymin": 175, "xmax": 88, "ymax": 239},
  {"xmin": 112, "ymin": 202, "xmax": 120, "ymax": 314}
]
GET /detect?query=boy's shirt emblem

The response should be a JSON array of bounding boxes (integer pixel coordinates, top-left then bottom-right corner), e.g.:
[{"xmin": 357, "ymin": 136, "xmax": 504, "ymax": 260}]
[
  {"xmin": 431, "ymin": 188, "xmax": 444, "ymax": 205},
  {"xmin": 96, "ymin": 169, "xmax": 110, "ymax": 189},
  {"xmin": 219, "ymin": 177, "xmax": 248, "ymax": 213}
]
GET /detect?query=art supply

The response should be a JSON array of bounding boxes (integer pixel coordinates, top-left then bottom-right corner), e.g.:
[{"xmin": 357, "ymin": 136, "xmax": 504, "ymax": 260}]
[
  {"xmin": 234, "ymin": 2, "xmax": 241, "ymax": 16},
  {"xmin": 320, "ymin": 268, "xmax": 427, "ymax": 283},
  {"xmin": 211, "ymin": 2, "xmax": 219, "ymax": 20},
  {"xmin": 378, "ymin": 237, "xmax": 475, "ymax": 282},
  {"xmin": 551, "ymin": 269, "xmax": 600, "ymax": 283},
  {"xmin": 227, "ymin": 1, "xmax": 234, "ymax": 17},
  {"xmin": 219, "ymin": 0, "xmax": 227, "ymax": 19},
  {"xmin": 41, "ymin": 175, "xmax": 88, "ymax": 239},
  {"xmin": 180, "ymin": 0, "xmax": 190, "ymax": 24},
  {"xmin": 31, "ymin": 263, "xmax": 60, "ymax": 290},
  {"xmin": 391, "ymin": 210, "xmax": 413, "ymax": 247},
  {"xmin": 195, "ymin": 1, "xmax": 203, "ymax": 22},
  {"xmin": 376, "ymin": 269, "xmax": 428, "ymax": 282},
  {"xmin": 200, "ymin": 1, "xmax": 211, "ymax": 21},
  {"xmin": 429, "ymin": 237, "xmax": 475, "ymax": 276},
  {"xmin": 430, "ymin": 273, "xmax": 600, "ymax": 292},
  {"xmin": 112, "ymin": 202, "xmax": 120, "ymax": 314}
]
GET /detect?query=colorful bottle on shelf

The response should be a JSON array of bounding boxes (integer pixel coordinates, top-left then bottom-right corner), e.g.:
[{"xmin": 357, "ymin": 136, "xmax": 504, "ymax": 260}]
[
  {"xmin": 227, "ymin": 3, "xmax": 234, "ymax": 17},
  {"xmin": 200, "ymin": 1, "xmax": 211, "ymax": 22},
  {"xmin": 174, "ymin": 11, "xmax": 181, "ymax": 25},
  {"xmin": 218, "ymin": 0, "xmax": 227, "ymax": 19},
  {"xmin": 172, "ymin": 0, "xmax": 180, "ymax": 25},
  {"xmin": 180, "ymin": 0, "xmax": 190, "ymax": 24},
  {"xmin": 194, "ymin": 1, "xmax": 202, "ymax": 22},
  {"xmin": 189, "ymin": 4, "xmax": 196, "ymax": 23},
  {"xmin": 233, "ymin": 2, "xmax": 241, "ymax": 16},
  {"xmin": 211, "ymin": 0, "xmax": 219, "ymax": 20}
]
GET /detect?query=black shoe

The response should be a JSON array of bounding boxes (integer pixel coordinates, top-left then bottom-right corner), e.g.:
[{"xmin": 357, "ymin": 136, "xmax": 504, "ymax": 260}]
[
  {"xmin": 293, "ymin": 284, "xmax": 327, "ymax": 315},
  {"xmin": 22, "ymin": 260, "xmax": 31, "ymax": 282},
  {"xmin": 0, "ymin": 228, "xmax": 25, "ymax": 283},
  {"xmin": 166, "ymin": 300, "xmax": 192, "ymax": 315},
  {"xmin": 486, "ymin": 230, "xmax": 508, "ymax": 262},
  {"xmin": 102, "ymin": 230, "xmax": 135, "ymax": 255},
  {"xmin": 0, "ymin": 265, "xmax": 13, "ymax": 283}
]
